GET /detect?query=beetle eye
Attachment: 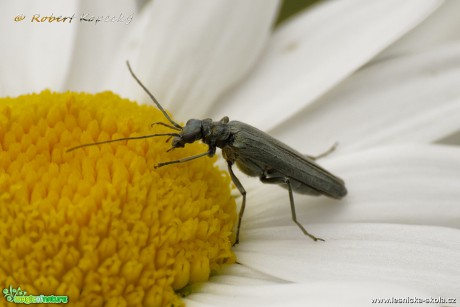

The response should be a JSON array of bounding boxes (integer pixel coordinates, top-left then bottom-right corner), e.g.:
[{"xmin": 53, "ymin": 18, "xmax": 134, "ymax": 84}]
[{"xmin": 172, "ymin": 137, "xmax": 184, "ymax": 148}]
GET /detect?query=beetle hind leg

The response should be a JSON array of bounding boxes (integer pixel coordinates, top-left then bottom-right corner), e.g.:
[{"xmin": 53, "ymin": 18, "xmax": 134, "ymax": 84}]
[
  {"xmin": 260, "ymin": 175, "xmax": 324, "ymax": 242},
  {"xmin": 306, "ymin": 142, "xmax": 338, "ymax": 160}
]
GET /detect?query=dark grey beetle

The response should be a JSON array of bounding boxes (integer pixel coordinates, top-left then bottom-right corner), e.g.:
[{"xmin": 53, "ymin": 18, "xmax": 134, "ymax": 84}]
[{"xmin": 68, "ymin": 62, "xmax": 347, "ymax": 245}]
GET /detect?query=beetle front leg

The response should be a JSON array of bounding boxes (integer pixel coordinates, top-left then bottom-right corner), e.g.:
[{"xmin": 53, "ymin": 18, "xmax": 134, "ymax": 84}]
[
  {"xmin": 155, "ymin": 151, "xmax": 211, "ymax": 168},
  {"xmin": 260, "ymin": 175, "xmax": 324, "ymax": 242}
]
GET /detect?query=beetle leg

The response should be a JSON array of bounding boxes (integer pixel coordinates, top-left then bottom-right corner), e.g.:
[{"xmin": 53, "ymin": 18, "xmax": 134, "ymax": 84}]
[
  {"xmin": 260, "ymin": 175, "xmax": 324, "ymax": 242},
  {"xmin": 306, "ymin": 142, "xmax": 338, "ymax": 160},
  {"xmin": 154, "ymin": 151, "xmax": 210, "ymax": 168},
  {"xmin": 227, "ymin": 161, "xmax": 246, "ymax": 246}
]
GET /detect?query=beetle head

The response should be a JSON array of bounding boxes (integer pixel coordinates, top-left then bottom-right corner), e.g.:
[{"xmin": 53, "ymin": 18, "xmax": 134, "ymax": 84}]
[{"xmin": 171, "ymin": 119, "xmax": 203, "ymax": 149}]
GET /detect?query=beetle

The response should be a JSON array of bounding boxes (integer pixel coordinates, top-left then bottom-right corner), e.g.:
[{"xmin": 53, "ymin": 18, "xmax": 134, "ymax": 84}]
[{"xmin": 67, "ymin": 61, "xmax": 347, "ymax": 245}]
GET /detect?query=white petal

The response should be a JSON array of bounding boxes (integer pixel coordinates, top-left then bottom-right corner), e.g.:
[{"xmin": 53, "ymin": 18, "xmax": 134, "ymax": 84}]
[
  {"xmin": 235, "ymin": 223, "xmax": 460, "ymax": 298},
  {"xmin": 272, "ymin": 43, "xmax": 460, "ymax": 154},
  {"xmin": 64, "ymin": 0, "xmax": 137, "ymax": 92},
  {"xmin": 210, "ymin": 0, "xmax": 442, "ymax": 131},
  {"xmin": 0, "ymin": 0, "xmax": 78, "ymax": 96},
  {"xmin": 377, "ymin": 0, "xmax": 460, "ymax": 60},
  {"xmin": 186, "ymin": 279, "xmax": 439, "ymax": 307},
  {"xmin": 107, "ymin": 0, "xmax": 279, "ymax": 119},
  {"xmin": 241, "ymin": 145, "xmax": 460, "ymax": 231}
]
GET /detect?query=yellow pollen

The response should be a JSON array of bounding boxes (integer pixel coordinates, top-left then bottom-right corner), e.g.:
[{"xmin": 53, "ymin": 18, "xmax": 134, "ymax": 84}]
[{"xmin": 0, "ymin": 91, "xmax": 237, "ymax": 306}]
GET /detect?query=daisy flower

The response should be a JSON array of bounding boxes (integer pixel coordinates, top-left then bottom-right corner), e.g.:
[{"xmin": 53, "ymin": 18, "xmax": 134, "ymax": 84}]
[{"xmin": 1, "ymin": 0, "xmax": 459, "ymax": 306}]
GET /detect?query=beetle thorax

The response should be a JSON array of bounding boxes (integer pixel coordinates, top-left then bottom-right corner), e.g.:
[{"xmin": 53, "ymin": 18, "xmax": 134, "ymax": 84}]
[{"xmin": 202, "ymin": 118, "xmax": 232, "ymax": 148}]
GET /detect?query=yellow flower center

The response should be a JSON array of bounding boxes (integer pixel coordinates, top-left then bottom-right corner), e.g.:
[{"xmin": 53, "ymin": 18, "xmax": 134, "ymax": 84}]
[{"xmin": 0, "ymin": 91, "xmax": 236, "ymax": 306}]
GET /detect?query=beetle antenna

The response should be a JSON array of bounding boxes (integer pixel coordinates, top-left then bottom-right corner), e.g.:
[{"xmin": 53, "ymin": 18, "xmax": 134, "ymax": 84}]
[
  {"xmin": 150, "ymin": 122, "xmax": 181, "ymax": 131},
  {"xmin": 66, "ymin": 133, "xmax": 180, "ymax": 152},
  {"xmin": 126, "ymin": 61, "xmax": 183, "ymax": 130}
]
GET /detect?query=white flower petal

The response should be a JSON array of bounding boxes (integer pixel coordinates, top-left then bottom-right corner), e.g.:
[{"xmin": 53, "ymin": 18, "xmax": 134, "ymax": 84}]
[
  {"xmin": 241, "ymin": 145, "xmax": 460, "ymax": 231},
  {"xmin": 108, "ymin": 0, "xmax": 279, "ymax": 119},
  {"xmin": 377, "ymin": 0, "xmax": 460, "ymax": 60},
  {"xmin": 235, "ymin": 223, "xmax": 460, "ymax": 298},
  {"xmin": 210, "ymin": 0, "xmax": 442, "ymax": 131},
  {"xmin": 64, "ymin": 0, "xmax": 137, "ymax": 92},
  {"xmin": 272, "ymin": 42, "xmax": 460, "ymax": 154},
  {"xmin": 0, "ymin": 0, "xmax": 78, "ymax": 96},
  {"xmin": 186, "ymin": 279, "xmax": 438, "ymax": 307}
]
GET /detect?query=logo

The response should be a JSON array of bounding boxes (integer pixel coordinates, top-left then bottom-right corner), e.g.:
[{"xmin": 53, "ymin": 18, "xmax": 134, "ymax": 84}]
[{"xmin": 3, "ymin": 285, "xmax": 68, "ymax": 304}]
